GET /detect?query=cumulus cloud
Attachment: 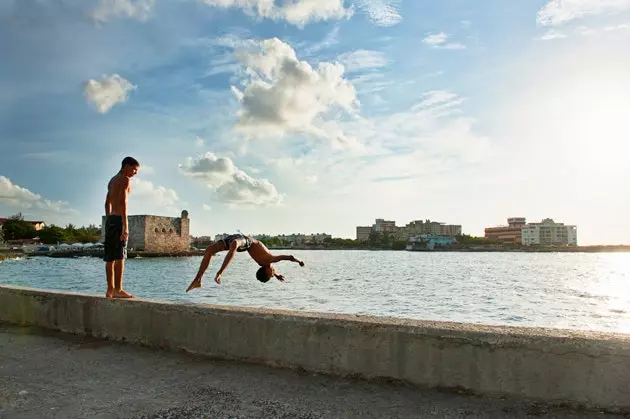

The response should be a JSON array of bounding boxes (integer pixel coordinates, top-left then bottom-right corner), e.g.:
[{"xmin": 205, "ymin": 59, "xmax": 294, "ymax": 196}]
[
  {"xmin": 83, "ymin": 74, "xmax": 136, "ymax": 114},
  {"xmin": 253, "ymin": 89, "xmax": 489, "ymax": 194},
  {"xmin": 337, "ymin": 50, "xmax": 389, "ymax": 73},
  {"xmin": 0, "ymin": 176, "xmax": 79, "ymax": 222},
  {"xmin": 537, "ymin": 0, "xmax": 630, "ymax": 26},
  {"xmin": 231, "ymin": 38, "xmax": 359, "ymax": 147},
  {"xmin": 130, "ymin": 178, "xmax": 180, "ymax": 209},
  {"xmin": 356, "ymin": 0, "xmax": 402, "ymax": 27},
  {"xmin": 179, "ymin": 152, "xmax": 282, "ymax": 206},
  {"xmin": 201, "ymin": 0, "xmax": 353, "ymax": 27},
  {"xmin": 422, "ymin": 32, "xmax": 466, "ymax": 50},
  {"xmin": 91, "ymin": 0, "xmax": 155, "ymax": 22}
]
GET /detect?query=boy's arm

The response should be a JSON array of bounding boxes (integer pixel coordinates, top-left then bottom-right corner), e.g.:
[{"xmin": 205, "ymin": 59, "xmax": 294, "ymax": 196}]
[
  {"xmin": 121, "ymin": 177, "xmax": 130, "ymax": 240},
  {"xmin": 193, "ymin": 245, "xmax": 215, "ymax": 280},
  {"xmin": 104, "ymin": 189, "xmax": 111, "ymax": 215},
  {"xmin": 215, "ymin": 240, "xmax": 240, "ymax": 280},
  {"xmin": 271, "ymin": 255, "xmax": 305, "ymax": 266}
]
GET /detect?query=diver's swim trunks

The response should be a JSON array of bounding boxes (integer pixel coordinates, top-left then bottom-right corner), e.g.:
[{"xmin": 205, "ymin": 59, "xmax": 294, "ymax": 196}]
[
  {"xmin": 222, "ymin": 234, "xmax": 252, "ymax": 252},
  {"xmin": 103, "ymin": 215, "xmax": 127, "ymax": 262}
]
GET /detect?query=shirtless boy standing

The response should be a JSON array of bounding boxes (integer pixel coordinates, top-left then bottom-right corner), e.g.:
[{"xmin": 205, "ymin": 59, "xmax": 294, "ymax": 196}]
[
  {"xmin": 104, "ymin": 156, "xmax": 140, "ymax": 298},
  {"xmin": 186, "ymin": 233, "xmax": 305, "ymax": 292}
]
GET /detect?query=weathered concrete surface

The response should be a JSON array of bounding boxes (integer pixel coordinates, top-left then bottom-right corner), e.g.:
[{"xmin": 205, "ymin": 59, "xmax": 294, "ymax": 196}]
[
  {"xmin": 1, "ymin": 285, "xmax": 630, "ymax": 413},
  {"xmin": 0, "ymin": 324, "xmax": 624, "ymax": 419}
]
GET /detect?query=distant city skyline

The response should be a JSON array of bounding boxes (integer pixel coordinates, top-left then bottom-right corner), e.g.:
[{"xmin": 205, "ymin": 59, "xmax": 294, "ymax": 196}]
[{"xmin": 1, "ymin": 1, "xmax": 629, "ymax": 245}]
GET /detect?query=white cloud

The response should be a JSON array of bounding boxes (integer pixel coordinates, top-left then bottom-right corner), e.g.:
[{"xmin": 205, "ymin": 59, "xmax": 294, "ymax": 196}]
[
  {"xmin": 537, "ymin": 0, "xmax": 630, "ymax": 26},
  {"xmin": 0, "ymin": 176, "xmax": 79, "ymax": 223},
  {"xmin": 423, "ymin": 32, "xmax": 448, "ymax": 45},
  {"xmin": 179, "ymin": 152, "xmax": 282, "ymax": 206},
  {"xmin": 203, "ymin": 204, "xmax": 212, "ymax": 211},
  {"xmin": 303, "ymin": 25, "xmax": 341, "ymax": 56},
  {"xmin": 201, "ymin": 0, "xmax": 353, "ymax": 27},
  {"xmin": 129, "ymin": 178, "xmax": 181, "ymax": 214},
  {"xmin": 195, "ymin": 136, "xmax": 205, "ymax": 147},
  {"xmin": 356, "ymin": 0, "xmax": 402, "ymax": 27},
  {"xmin": 350, "ymin": 73, "xmax": 394, "ymax": 94},
  {"xmin": 539, "ymin": 22, "xmax": 630, "ymax": 39},
  {"xmin": 577, "ymin": 22, "xmax": 630, "ymax": 35},
  {"xmin": 423, "ymin": 32, "xmax": 466, "ymax": 50},
  {"xmin": 230, "ymin": 38, "xmax": 359, "ymax": 148},
  {"xmin": 539, "ymin": 28, "xmax": 568, "ymax": 40},
  {"xmin": 83, "ymin": 74, "xmax": 136, "ymax": 114},
  {"xmin": 91, "ymin": 0, "xmax": 155, "ymax": 22},
  {"xmin": 338, "ymin": 50, "xmax": 389, "ymax": 73},
  {"xmin": 440, "ymin": 43, "xmax": 466, "ymax": 50},
  {"xmin": 253, "ymin": 90, "xmax": 490, "ymax": 199}
]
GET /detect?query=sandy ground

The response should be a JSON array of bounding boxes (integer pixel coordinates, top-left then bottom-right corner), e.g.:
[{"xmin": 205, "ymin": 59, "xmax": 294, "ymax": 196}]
[{"xmin": 0, "ymin": 324, "xmax": 623, "ymax": 419}]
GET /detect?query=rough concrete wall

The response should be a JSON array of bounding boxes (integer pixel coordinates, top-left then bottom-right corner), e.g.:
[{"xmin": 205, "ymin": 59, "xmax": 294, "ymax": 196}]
[
  {"xmin": 144, "ymin": 216, "xmax": 188, "ymax": 252},
  {"xmin": 1, "ymin": 284, "xmax": 629, "ymax": 412}
]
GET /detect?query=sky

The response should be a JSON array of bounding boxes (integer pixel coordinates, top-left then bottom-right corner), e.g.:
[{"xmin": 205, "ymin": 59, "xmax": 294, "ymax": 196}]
[{"xmin": 0, "ymin": 0, "xmax": 629, "ymax": 245}]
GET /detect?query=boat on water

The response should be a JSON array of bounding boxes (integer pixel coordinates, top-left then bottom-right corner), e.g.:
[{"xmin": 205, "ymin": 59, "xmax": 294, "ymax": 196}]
[{"xmin": 406, "ymin": 234, "xmax": 457, "ymax": 251}]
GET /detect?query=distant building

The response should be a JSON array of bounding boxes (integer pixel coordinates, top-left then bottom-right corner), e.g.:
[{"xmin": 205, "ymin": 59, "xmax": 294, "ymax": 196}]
[
  {"xmin": 101, "ymin": 210, "xmax": 190, "ymax": 252},
  {"xmin": 271, "ymin": 233, "xmax": 332, "ymax": 245},
  {"xmin": 521, "ymin": 218, "xmax": 577, "ymax": 246},
  {"xmin": 0, "ymin": 217, "xmax": 46, "ymax": 231},
  {"xmin": 356, "ymin": 218, "xmax": 462, "ymax": 241},
  {"xmin": 356, "ymin": 226, "xmax": 373, "ymax": 241},
  {"xmin": 484, "ymin": 217, "xmax": 527, "ymax": 244},
  {"xmin": 374, "ymin": 218, "xmax": 396, "ymax": 233}
]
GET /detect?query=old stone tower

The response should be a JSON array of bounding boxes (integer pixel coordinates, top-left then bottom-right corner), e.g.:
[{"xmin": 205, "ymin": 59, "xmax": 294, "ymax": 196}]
[{"xmin": 101, "ymin": 210, "xmax": 190, "ymax": 252}]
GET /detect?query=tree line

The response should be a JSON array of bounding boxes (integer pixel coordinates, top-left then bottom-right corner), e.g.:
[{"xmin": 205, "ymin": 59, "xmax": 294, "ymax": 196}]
[
  {"xmin": 0, "ymin": 213, "xmax": 101, "ymax": 245},
  {"xmin": 190, "ymin": 232, "xmax": 490, "ymax": 251}
]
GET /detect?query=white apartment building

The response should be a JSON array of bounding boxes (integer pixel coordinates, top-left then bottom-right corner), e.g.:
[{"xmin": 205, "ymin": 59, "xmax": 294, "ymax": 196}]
[{"xmin": 521, "ymin": 218, "xmax": 577, "ymax": 246}]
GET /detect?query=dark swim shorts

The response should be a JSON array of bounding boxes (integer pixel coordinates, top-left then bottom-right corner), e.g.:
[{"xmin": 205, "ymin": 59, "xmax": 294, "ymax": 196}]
[
  {"xmin": 103, "ymin": 215, "xmax": 127, "ymax": 262},
  {"xmin": 222, "ymin": 234, "xmax": 252, "ymax": 252}
]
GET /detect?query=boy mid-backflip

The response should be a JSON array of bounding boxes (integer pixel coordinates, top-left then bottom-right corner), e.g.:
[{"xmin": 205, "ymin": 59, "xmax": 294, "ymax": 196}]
[{"xmin": 186, "ymin": 233, "xmax": 305, "ymax": 292}]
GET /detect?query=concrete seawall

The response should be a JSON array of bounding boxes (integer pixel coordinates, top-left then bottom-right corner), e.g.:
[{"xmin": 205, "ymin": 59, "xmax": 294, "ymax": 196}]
[{"xmin": 1, "ymin": 285, "xmax": 629, "ymax": 412}]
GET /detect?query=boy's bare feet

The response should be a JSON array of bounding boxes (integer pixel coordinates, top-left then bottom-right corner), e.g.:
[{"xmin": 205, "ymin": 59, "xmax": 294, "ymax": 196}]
[
  {"xmin": 186, "ymin": 278, "xmax": 201, "ymax": 292},
  {"xmin": 106, "ymin": 288, "xmax": 114, "ymax": 298},
  {"xmin": 112, "ymin": 289, "xmax": 134, "ymax": 299}
]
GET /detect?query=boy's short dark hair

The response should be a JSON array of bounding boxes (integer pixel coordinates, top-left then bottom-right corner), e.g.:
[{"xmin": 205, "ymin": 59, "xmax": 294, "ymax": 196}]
[
  {"xmin": 121, "ymin": 156, "xmax": 139, "ymax": 169},
  {"xmin": 256, "ymin": 267, "xmax": 272, "ymax": 283}
]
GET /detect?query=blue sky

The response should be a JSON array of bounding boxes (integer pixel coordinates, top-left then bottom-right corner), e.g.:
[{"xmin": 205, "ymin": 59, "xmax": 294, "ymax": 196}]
[{"xmin": 1, "ymin": 0, "xmax": 629, "ymax": 245}]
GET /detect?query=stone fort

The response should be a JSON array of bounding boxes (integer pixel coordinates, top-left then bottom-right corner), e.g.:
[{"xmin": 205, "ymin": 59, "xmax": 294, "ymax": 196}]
[{"xmin": 101, "ymin": 210, "xmax": 190, "ymax": 253}]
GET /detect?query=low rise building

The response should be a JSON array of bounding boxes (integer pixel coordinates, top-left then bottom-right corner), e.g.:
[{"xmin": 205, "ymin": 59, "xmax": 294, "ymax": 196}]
[
  {"xmin": 356, "ymin": 226, "xmax": 373, "ymax": 241},
  {"xmin": 521, "ymin": 218, "xmax": 577, "ymax": 246},
  {"xmin": 356, "ymin": 218, "xmax": 462, "ymax": 241},
  {"xmin": 484, "ymin": 217, "xmax": 527, "ymax": 244}
]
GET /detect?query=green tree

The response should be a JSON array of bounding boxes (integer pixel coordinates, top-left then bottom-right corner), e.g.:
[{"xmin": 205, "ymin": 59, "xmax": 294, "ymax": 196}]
[
  {"xmin": 392, "ymin": 240, "xmax": 408, "ymax": 250},
  {"xmin": 71, "ymin": 224, "xmax": 101, "ymax": 243},
  {"xmin": 1, "ymin": 219, "xmax": 36, "ymax": 241},
  {"xmin": 455, "ymin": 234, "xmax": 492, "ymax": 245},
  {"xmin": 38, "ymin": 225, "xmax": 68, "ymax": 244}
]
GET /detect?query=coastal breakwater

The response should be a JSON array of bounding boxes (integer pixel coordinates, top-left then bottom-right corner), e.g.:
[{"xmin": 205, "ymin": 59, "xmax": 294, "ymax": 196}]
[{"xmin": 1, "ymin": 285, "xmax": 629, "ymax": 412}]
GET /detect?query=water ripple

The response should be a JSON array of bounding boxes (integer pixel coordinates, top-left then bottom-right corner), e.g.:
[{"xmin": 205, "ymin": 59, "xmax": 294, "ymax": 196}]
[{"xmin": 1, "ymin": 251, "xmax": 630, "ymax": 333}]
